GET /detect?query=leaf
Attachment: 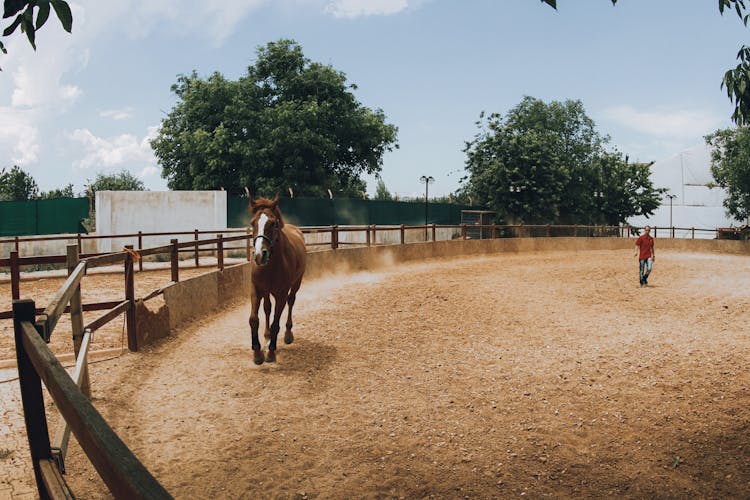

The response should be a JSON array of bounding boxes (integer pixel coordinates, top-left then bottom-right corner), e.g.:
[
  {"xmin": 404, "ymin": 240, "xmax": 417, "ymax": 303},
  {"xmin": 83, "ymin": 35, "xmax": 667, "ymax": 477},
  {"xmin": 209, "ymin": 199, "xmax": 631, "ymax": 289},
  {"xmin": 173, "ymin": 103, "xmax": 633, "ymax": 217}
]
[
  {"xmin": 50, "ymin": 0, "xmax": 71, "ymax": 32},
  {"xmin": 36, "ymin": 2, "xmax": 50, "ymax": 30},
  {"xmin": 22, "ymin": 15, "xmax": 36, "ymax": 50},
  {"xmin": 2, "ymin": 13, "xmax": 22, "ymax": 36},
  {"xmin": 3, "ymin": 0, "xmax": 26, "ymax": 19}
]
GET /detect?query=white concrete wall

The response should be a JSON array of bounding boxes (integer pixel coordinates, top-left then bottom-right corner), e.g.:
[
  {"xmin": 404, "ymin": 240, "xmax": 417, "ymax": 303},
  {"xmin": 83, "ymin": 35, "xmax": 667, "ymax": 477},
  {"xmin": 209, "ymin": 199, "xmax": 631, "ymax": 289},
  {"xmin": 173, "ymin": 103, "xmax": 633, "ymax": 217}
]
[{"xmin": 95, "ymin": 191, "xmax": 227, "ymax": 253}]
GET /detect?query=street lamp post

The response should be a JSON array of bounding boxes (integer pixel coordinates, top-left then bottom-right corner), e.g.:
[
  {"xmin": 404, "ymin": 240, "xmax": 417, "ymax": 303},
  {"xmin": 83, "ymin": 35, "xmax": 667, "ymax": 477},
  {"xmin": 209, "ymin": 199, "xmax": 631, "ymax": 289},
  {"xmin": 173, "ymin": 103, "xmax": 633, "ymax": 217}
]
[
  {"xmin": 420, "ymin": 175, "xmax": 434, "ymax": 240},
  {"xmin": 666, "ymin": 194, "xmax": 677, "ymax": 230}
]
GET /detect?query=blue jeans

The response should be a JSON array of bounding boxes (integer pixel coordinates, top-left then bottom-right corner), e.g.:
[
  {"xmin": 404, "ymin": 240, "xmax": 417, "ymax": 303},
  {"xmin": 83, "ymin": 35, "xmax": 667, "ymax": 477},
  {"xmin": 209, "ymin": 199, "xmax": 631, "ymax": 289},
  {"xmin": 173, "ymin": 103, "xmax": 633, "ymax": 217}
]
[{"xmin": 639, "ymin": 258, "xmax": 652, "ymax": 284}]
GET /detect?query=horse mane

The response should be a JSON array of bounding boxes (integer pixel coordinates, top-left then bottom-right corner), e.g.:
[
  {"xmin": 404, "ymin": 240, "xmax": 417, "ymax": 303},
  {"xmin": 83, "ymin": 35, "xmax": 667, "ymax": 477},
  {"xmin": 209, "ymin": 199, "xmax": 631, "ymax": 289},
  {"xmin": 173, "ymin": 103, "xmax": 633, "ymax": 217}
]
[{"xmin": 249, "ymin": 196, "xmax": 285, "ymax": 226}]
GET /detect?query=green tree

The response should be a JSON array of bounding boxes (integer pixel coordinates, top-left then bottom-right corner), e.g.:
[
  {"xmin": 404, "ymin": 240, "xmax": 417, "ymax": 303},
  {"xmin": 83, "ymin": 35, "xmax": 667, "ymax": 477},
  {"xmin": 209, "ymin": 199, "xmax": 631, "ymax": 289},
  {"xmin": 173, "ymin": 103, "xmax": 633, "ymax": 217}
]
[
  {"xmin": 89, "ymin": 170, "xmax": 146, "ymax": 192},
  {"xmin": 152, "ymin": 39, "xmax": 399, "ymax": 197},
  {"xmin": 706, "ymin": 127, "xmax": 750, "ymax": 220},
  {"xmin": 0, "ymin": 165, "xmax": 37, "ymax": 200},
  {"xmin": 38, "ymin": 183, "xmax": 75, "ymax": 199},
  {"xmin": 461, "ymin": 97, "xmax": 664, "ymax": 225},
  {"xmin": 1, "ymin": 0, "xmax": 72, "ymax": 68},
  {"xmin": 374, "ymin": 177, "xmax": 393, "ymax": 200}
]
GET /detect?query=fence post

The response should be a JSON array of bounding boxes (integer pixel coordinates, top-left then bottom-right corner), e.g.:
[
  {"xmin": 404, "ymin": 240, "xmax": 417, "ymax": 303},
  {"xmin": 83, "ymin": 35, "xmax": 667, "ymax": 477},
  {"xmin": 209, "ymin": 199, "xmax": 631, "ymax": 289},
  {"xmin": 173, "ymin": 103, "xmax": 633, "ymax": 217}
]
[
  {"xmin": 77, "ymin": 233, "xmax": 82, "ymax": 254},
  {"xmin": 13, "ymin": 298, "xmax": 52, "ymax": 497},
  {"xmin": 400, "ymin": 224, "xmax": 405, "ymax": 244},
  {"xmin": 546, "ymin": 224, "xmax": 550, "ymax": 238},
  {"xmin": 217, "ymin": 234, "xmax": 224, "ymax": 271},
  {"xmin": 331, "ymin": 226, "xmax": 339, "ymax": 250},
  {"xmin": 519, "ymin": 224, "xmax": 524, "ymax": 238},
  {"xmin": 692, "ymin": 227, "xmax": 695, "ymax": 239},
  {"xmin": 67, "ymin": 244, "xmax": 90, "ymax": 397},
  {"xmin": 14, "ymin": 235, "xmax": 19, "ymax": 252},
  {"xmin": 194, "ymin": 229, "xmax": 200, "ymax": 268},
  {"xmin": 246, "ymin": 227, "xmax": 252, "ymax": 261},
  {"xmin": 372, "ymin": 225, "xmax": 377, "ymax": 245},
  {"xmin": 10, "ymin": 250, "xmax": 20, "ymax": 301},
  {"xmin": 170, "ymin": 239, "xmax": 179, "ymax": 282},
  {"xmin": 672, "ymin": 226, "xmax": 675, "ymax": 239},
  {"xmin": 137, "ymin": 231, "xmax": 143, "ymax": 272},
  {"xmin": 573, "ymin": 224, "xmax": 577, "ymax": 237},
  {"xmin": 366, "ymin": 225, "xmax": 371, "ymax": 247},
  {"xmin": 432, "ymin": 223, "xmax": 437, "ymax": 242},
  {"xmin": 491, "ymin": 224, "xmax": 496, "ymax": 239},
  {"xmin": 124, "ymin": 245, "xmax": 138, "ymax": 352}
]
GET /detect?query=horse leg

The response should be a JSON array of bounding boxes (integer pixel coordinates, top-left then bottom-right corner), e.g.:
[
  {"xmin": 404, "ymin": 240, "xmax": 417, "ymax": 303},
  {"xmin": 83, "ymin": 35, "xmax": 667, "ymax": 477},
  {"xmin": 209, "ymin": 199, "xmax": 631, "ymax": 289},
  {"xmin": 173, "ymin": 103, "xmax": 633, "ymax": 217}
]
[
  {"xmin": 248, "ymin": 291, "xmax": 264, "ymax": 365},
  {"xmin": 285, "ymin": 278, "xmax": 302, "ymax": 344},
  {"xmin": 262, "ymin": 295, "xmax": 272, "ymax": 340},
  {"xmin": 265, "ymin": 293, "xmax": 288, "ymax": 363}
]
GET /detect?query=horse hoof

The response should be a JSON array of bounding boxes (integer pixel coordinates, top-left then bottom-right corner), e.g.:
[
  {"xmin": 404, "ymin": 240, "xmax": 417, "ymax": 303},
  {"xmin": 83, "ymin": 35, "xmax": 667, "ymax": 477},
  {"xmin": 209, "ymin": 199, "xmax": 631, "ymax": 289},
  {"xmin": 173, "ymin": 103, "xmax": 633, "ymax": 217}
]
[
  {"xmin": 253, "ymin": 349, "xmax": 265, "ymax": 365},
  {"xmin": 284, "ymin": 332, "xmax": 294, "ymax": 344},
  {"xmin": 266, "ymin": 350, "xmax": 276, "ymax": 363}
]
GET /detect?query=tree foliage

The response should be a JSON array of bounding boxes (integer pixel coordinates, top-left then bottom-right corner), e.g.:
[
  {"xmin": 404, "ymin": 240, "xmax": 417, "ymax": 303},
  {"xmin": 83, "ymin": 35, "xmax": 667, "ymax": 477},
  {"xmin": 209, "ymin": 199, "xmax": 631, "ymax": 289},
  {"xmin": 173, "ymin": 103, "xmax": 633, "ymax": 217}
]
[
  {"xmin": 89, "ymin": 170, "xmax": 146, "ymax": 192},
  {"xmin": 374, "ymin": 177, "xmax": 393, "ymax": 200},
  {"xmin": 460, "ymin": 97, "xmax": 664, "ymax": 225},
  {"xmin": 1, "ymin": 0, "xmax": 72, "ymax": 68},
  {"xmin": 38, "ymin": 182, "xmax": 74, "ymax": 199},
  {"xmin": 0, "ymin": 165, "xmax": 37, "ymax": 200},
  {"xmin": 152, "ymin": 39, "xmax": 399, "ymax": 198},
  {"xmin": 706, "ymin": 127, "xmax": 750, "ymax": 220}
]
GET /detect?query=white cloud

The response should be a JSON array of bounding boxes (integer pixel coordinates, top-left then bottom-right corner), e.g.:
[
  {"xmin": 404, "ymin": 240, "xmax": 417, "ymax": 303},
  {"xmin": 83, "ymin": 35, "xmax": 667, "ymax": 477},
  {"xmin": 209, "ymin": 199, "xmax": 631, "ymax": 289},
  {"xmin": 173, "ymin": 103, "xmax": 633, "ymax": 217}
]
[
  {"xmin": 325, "ymin": 0, "xmax": 410, "ymax": 18},
  {"xmin": 100, "ymin": 107, "xmax": 135, "ymax": 121},
  {"xmin": 68, "ymin": 126, "xmax": 158, "ymax": 170},
  {"xmin": 601, "ymin": 105, "xmax": 723, "ymax": 140},
  {"xmin": 0, "ymin": 107, "xmax": 40, "ymax": 165}
]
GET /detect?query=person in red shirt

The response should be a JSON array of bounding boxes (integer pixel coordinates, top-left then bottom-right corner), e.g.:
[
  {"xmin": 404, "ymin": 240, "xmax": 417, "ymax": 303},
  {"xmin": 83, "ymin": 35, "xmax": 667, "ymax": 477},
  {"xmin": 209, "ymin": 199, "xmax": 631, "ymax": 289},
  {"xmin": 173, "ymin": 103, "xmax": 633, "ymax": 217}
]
[{"xmin": 634, "ymin": 225, "xmax": 655, "ymax": 287}]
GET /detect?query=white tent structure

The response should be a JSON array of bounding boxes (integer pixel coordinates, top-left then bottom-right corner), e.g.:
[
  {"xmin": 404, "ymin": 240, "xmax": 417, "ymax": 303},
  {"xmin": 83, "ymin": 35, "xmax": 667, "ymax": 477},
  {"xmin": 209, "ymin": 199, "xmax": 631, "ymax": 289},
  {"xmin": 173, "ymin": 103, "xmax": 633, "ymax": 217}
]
[{"xmin": 627, "ymin": 143, "xmax": 745, "ymax": 236}]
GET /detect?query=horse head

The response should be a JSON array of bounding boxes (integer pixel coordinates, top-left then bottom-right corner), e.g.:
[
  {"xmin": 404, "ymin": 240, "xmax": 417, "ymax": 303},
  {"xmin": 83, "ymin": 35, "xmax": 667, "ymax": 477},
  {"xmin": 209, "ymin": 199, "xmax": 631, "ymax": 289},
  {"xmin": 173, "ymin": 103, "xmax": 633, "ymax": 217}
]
[{"xmin": 249, "ymin": 194, "xmax": 284, "ymax": 266}]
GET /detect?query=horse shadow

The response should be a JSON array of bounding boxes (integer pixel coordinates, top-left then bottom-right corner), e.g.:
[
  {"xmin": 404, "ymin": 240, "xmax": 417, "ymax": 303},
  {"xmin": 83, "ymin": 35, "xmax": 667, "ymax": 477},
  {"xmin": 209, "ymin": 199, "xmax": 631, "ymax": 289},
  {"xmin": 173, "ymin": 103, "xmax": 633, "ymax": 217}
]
[{"xmin": 254, "ymin": 337, "xmax": 338, "ymax": 391}]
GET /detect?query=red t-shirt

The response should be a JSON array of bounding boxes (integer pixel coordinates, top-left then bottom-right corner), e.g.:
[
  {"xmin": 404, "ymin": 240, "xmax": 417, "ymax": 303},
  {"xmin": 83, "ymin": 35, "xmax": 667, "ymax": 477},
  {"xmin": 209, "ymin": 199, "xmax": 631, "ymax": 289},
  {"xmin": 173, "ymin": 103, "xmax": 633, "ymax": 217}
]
[{"xmin": 635, "ymin": 234, "xmax": 654, "ymax": 260}]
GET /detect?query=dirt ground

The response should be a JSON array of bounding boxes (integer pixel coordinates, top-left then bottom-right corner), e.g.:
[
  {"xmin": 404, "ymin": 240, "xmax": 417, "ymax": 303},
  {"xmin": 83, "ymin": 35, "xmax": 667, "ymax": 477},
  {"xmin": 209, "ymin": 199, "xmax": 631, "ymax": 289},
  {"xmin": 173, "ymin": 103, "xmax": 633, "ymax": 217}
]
[{"xmin": 2, "ymin": 249, "xmax": 750, "ymax": 498}]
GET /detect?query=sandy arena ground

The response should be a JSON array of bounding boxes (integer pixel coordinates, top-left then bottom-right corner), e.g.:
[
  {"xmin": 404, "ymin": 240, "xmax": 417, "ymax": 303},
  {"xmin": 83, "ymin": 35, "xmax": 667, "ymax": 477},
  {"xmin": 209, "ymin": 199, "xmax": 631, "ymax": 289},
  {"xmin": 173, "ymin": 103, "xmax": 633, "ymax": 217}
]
[{"xmin": 2, "ymin": 249, "xmax": 750, "ymax": 498}]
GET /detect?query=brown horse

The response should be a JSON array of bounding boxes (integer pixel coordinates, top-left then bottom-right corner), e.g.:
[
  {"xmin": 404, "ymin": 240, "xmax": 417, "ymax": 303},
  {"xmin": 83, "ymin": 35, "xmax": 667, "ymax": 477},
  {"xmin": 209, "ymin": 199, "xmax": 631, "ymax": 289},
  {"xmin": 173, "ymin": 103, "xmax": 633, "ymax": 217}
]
[{"xmin": 248, "ymin": 195, "xmax": 307, "ymax": 365}]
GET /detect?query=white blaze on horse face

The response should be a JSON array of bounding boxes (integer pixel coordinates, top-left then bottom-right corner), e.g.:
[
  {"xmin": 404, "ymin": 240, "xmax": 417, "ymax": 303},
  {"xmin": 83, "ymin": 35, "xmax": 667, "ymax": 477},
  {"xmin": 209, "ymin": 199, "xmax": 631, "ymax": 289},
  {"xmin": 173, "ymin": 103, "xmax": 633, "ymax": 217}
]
[{"xmin": 254, "ymin": 213, "xmax": 269, "ymax": 262}]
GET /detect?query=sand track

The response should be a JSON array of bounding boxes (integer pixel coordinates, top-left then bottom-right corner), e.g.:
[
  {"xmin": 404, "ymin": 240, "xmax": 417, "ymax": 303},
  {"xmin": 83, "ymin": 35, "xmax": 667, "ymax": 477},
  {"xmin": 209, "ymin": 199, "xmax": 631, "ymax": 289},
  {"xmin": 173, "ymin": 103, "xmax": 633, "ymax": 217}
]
[{"xmin": 3, "ymin": 250, "xmax": 750, "ymax": 498}]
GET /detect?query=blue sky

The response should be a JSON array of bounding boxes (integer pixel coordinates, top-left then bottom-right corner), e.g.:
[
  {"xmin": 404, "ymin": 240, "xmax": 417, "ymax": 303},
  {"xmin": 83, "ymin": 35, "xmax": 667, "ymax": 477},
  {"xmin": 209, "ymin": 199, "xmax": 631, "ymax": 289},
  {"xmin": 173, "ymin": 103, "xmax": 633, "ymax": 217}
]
[{"xmin": 0, "ymin": 0, "xmax": 747, "ymax": 198}]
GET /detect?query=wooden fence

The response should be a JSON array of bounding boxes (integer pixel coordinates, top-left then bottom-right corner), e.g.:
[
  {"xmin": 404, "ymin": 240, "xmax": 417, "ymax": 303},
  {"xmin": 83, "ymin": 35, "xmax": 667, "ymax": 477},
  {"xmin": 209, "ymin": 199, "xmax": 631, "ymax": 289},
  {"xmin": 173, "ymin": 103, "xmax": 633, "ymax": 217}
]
[{"xmin": 4, "ymin": 221, "xmax": 709, "ymax": 498}]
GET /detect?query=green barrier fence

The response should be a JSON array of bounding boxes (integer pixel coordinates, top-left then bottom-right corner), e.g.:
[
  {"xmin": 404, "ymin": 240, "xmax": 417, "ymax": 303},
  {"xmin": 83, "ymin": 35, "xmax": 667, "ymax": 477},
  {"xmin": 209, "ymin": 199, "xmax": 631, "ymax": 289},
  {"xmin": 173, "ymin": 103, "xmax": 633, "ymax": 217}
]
[
  {"xmin": 227, "ymin": 197, "xmax": 475, "ymax": 228},
  {"xmin": 0, "ymin": 198, "xmax": 89, "ymax": 236},
  {"xmin": 1, "ymin": 196, "xmax": 476, "ymax": 237}
]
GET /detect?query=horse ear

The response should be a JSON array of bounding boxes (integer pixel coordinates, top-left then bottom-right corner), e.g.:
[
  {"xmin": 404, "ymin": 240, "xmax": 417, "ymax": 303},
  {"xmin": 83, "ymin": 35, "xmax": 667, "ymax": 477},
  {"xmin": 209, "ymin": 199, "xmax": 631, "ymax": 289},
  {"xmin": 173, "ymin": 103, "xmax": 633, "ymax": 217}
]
[
  {"xmin": 271, "ymin": 194, "xmax": 284, "ymax": 227},
  {"xmin": 248, "ymin": 194, "xmax": 256, "ymax": 213}
]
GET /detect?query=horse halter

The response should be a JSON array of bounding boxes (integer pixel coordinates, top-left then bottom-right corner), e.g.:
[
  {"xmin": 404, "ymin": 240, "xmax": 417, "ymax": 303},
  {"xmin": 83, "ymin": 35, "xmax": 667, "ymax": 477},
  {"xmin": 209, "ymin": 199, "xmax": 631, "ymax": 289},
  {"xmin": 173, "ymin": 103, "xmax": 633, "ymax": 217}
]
[
  {"xmin": 252, "ymin": 212, "xmax": 280, "ymax": 255},
  {"xmin": 253, "ymin": 233, "xmax": 276, "ymax": 248}
]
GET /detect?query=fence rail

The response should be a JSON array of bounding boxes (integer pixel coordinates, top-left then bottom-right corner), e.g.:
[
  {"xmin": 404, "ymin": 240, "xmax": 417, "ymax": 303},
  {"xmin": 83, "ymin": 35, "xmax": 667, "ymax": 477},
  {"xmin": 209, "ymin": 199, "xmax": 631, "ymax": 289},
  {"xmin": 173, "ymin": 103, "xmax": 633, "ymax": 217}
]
[{"xmin": 2, "ymin": 221, "xmax": 731, "ymax": 498}]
